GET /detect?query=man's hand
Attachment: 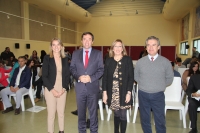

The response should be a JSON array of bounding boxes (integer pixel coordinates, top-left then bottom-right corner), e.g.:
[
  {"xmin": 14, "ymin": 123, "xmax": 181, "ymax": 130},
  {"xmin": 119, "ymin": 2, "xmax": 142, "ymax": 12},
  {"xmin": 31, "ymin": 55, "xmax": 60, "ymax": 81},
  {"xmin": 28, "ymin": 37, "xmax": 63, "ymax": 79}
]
[
  {"xmin": 79, "ymin": 75, "xmax": 91, "ymax": 83},
  {"xmin": 57, "ymin": 88, "xmax": 66, "ymax": 97},
  {"xmin": 14, "ymin": 87, "xmax": 19, "ymax": 92},
  {"xmin": 10, "ymin": 86, "xmax": 15, "ymax": 92}
]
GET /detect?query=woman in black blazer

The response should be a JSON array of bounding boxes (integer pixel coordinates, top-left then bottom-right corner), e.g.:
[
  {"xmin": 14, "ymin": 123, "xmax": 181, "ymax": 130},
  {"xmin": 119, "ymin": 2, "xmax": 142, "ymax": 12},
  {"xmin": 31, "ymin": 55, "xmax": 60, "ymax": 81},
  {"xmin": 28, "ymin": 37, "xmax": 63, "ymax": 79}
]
[
  {"xmin": 102, "ymin": 39, "xmax": 134, "ymax": 133},
  {"xmin": 42, "ymin": 38, "xmax": 70, "ymax": 133}
]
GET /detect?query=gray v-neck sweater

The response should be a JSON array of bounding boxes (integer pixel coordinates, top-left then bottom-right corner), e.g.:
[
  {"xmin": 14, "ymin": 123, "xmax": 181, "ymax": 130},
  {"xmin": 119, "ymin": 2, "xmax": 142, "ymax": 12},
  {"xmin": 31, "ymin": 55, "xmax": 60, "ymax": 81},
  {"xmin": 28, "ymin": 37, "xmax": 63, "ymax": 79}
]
[{"xmin": 134, "ymin": 55, "xmax": 174, "ymax": 93}]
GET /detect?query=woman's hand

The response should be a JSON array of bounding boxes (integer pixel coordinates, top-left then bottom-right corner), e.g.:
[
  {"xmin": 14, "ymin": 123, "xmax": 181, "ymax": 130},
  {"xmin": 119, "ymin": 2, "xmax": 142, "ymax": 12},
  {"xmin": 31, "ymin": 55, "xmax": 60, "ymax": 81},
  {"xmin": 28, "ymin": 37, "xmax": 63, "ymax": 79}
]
[
  {"xmin": 103, "ymin": 91, "xmax": 108, "ymax": 104},
  {"xmin": 125, "ymin": 92, "xmax": 131, "ymax": 103},
  {"xmin": 51, "ymin": 89, "xmax": 60, "ymax": 98},
  {"xmin": 58, "ymin": 88, "xmax": 66, "ymax": 97}
]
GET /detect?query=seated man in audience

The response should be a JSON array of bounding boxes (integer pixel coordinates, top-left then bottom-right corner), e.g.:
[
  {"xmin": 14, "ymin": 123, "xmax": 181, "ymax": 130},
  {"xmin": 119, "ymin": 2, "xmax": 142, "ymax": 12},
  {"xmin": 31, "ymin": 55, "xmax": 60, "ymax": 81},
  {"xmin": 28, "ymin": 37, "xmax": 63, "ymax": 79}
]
[
  {"xmin": 171, "ymin": 62, "xmax": 181, "ymax": 77},
  {"xmin": 174, "ymin": 57, "xmax": 186, "ymax": 71},
  {"xmin": 186, "ymin": 74, "xmax": 200, "ymax": 133},
  {"xmin": 0, "ymin": 56, "xmax": 31, "ymax": 115}
]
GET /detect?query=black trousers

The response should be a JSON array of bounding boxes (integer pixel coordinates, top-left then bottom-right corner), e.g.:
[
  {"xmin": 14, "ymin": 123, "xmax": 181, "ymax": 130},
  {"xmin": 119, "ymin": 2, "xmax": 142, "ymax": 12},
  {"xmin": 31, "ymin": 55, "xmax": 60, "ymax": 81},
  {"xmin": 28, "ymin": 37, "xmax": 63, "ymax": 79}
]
[
  {"xmin": 33, "ymin": 77, "xmax": 43, "ymax": 99},
  {"xmin": 188, "ymin": 98, "xmax": 200, "ymax": 128}
]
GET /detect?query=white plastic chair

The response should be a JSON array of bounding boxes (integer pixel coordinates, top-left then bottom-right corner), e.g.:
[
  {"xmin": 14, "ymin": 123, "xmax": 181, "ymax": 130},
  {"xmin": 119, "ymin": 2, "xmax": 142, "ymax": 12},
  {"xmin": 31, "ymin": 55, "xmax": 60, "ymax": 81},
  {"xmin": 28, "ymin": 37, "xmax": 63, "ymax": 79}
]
[
  {"xmin": 133, "ymin": 85, "xmax": 139, "ymax": 123},
  {"xmin": 9, "ymin": 78, "xmax": 35, "ymax": 111},
  {"xmin": 178, "ymin": 68, "xmax": 188, "ymax": 77},
  {"xmin": 98, "ymin": 99, "xmax": 104, "ymax": 120},
  {"xmin": 164, "ymin": 77, "xmax": 186, "ymax": 128}
]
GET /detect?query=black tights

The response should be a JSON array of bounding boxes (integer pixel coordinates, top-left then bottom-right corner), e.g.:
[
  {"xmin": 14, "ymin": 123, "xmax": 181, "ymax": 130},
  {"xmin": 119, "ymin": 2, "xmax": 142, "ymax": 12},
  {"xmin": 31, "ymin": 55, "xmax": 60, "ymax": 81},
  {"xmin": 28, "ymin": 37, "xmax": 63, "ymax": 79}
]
[{"xmin": 114, "ymin": 109, "xmax": 127, "ymax": 120}]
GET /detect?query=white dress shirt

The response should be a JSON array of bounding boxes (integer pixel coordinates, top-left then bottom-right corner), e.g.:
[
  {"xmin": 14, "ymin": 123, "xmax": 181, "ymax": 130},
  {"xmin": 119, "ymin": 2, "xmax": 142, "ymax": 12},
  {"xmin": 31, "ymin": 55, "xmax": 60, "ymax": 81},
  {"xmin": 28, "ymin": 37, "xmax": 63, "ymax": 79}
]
[{"xmin": 15, "ymin": 65, "xmax": 26, "ymax": 86}]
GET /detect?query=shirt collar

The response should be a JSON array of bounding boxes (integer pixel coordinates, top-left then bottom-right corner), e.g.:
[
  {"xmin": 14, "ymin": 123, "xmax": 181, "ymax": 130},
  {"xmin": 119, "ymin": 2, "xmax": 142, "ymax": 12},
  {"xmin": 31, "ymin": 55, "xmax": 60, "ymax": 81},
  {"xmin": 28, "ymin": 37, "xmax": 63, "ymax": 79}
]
[
  {"xmin": 19, "ymin": 65, "xmax": 26, "ymax": 71},
  {"xmin": 148, "ymin": 53, "xmax": 158, "ymax": 61},
  {"xmin": 83, "ymin": 47, "xmax": 92, "ymax": 53}
]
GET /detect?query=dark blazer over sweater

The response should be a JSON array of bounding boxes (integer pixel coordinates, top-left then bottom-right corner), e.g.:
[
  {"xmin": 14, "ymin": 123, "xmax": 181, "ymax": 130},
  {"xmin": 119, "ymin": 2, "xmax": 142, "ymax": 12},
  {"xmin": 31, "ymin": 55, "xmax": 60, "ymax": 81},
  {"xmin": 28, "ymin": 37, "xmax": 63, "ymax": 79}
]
[
  {"xmin": 102, "ymin": 56, "xmax": 134, "ymax": 107},
  {"xmin": 42, "ymin": 55, "xmax": 70, "ymax": 91},
  {"xmin": 186, "ymin": 74, "xmax": 200, "ymax": 98},
  {"xmin": 10, "ymin": 66, "xmax": 32, "ymax": 89}
]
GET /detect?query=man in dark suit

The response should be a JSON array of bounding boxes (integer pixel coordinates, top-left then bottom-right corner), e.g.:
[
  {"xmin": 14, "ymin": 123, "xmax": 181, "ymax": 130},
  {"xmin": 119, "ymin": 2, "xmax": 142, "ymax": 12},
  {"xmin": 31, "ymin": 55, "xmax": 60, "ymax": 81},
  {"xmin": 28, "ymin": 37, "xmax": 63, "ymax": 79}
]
[
  {"xmin": 186, "ymin": 74, "xmax": 200, "ymax": 133},
  {"xmin": 70, "ymin": 32, "xmax": 104, "ymax": 133},
  {"xmin": 0, "ymin": 56, "xmax": 31, "ymax": 115}
]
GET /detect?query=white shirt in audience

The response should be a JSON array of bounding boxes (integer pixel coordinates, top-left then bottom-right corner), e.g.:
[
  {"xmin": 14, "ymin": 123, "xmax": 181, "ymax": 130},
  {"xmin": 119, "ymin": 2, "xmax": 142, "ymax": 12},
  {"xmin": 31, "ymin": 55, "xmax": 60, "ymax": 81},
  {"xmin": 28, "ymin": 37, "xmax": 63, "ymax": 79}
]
[{"xmin": 15, "ymin": 66, "xmax": 26, "ymax": 86}]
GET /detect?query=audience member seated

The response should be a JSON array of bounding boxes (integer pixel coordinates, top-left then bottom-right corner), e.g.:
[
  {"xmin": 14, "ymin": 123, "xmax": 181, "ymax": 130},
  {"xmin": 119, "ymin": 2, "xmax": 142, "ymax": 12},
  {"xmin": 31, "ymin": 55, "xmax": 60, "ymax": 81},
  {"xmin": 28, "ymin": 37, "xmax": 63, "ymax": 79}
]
[
  {"xmin": 40, "ymin": 50, "xmax": 47, "ymax": 64},
  {"xmin": 8, "ymin": 62, "xmax": 19, "ymax": 82},
  {"xmin": 0, "ymin": 56, "xmax": 31, "ymax": 115},
  {"xmin": 174, "ymin": 57, "xmax": 186, "ymax": 71},
  {"xmin": 30, "ymin": 50, "xmax": 40, "ymax": 64},
  {"xmin": 171, "ymin": 62, "xmax": 181, "ymax": 77},
  {"xmin": 182, "ymin": 61, "xmax": 200, "ymax": 91},
  {"xmin": 24, "ymin": 54, "xmax": 29, "ymax": 60},
  {"xmin": 186, "ymin": 73, "xmax": 200, "ymax": 133},
  {"xmin": 0, "ymin": 47, "xmax": 15, "ymax": 61},
  {"xmin": 26, "ymin": 59, "xmax": 37, "ymax": 85},
  {"xmin": 7, "ymin": 56, "xmax": 18, "ymax": 67},
  {"xmin": 0, "ymin": 60, "xmax": 12, "ymax": 91},
  {"xmin": 33, "ymin": 67, "xmax": 43, "ymax": 103}
]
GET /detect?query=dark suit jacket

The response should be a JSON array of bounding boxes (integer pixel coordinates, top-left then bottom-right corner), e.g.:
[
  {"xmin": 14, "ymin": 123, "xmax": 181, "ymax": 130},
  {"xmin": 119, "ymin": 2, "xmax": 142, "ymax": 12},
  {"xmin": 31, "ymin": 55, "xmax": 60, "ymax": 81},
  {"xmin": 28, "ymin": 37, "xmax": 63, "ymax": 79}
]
[
  {"xmin": 186, "ymin": 74, "xmax": 200, "ymax": 98},
  {"xmin": 10, "ymin": 66, "xmax": 32, "ymax": 89},
  {"xmin": 102, "ymin": 56, "xmax": 134, "ymax": 107},
  {"xmin": 70, "ymin": 48, "xmax": 104, "ymax": 94},
  {"xmin": 42, "ymin": 55, "xmax": 70, "ymax": 91}
]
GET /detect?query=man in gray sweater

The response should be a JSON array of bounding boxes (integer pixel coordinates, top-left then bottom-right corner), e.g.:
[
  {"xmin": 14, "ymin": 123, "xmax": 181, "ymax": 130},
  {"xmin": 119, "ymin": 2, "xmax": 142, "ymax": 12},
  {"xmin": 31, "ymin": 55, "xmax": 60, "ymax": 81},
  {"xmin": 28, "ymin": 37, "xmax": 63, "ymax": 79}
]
[{"xmin": 134, "ymin": 36, "xmax": 174, "ymax": 133}]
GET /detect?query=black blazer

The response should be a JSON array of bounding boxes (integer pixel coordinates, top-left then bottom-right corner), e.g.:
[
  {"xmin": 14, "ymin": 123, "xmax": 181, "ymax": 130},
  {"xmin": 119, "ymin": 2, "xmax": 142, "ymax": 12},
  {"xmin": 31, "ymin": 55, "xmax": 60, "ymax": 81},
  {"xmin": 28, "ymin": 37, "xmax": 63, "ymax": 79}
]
[
  {"xmin": 42, "ymin": 55, "xmax": 70, "ymax": 91},
  {"xmin": 186, "ymin": 74, "xmax": 200, "ymax": 98},
  {"xmin": 102, "ymin": 56, "xmax": 134, "ymax": 107}
]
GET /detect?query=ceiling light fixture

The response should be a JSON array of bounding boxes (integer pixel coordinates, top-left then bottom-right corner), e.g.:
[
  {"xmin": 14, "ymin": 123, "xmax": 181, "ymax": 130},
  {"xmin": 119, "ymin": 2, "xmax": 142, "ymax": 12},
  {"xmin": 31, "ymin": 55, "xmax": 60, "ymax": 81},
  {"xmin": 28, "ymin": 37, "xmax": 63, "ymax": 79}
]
[
  {"xmin": 110, "ymin": 11, "xmax": 112, "ymax": 16},
  {"xmin": 55, "ymin": 26, "xmax": 57, "ymax": 29},
  {"xmin": 63, "ymin": 28, "xmax": 65, "ymax": 31},
  {"xmin": 66, "ymin": 0, "xmax": 69, "ymax": 6},
  {"xmin": 7, "ymin": 15, "xmax": 10, "ymax": 19},
  {"xmin": 40, "ymin": 23, "xmax": 43, "ymax": 26},
  {"xmin": 136, "ymin": 10, "xmax": 138, "ymax": 14}
]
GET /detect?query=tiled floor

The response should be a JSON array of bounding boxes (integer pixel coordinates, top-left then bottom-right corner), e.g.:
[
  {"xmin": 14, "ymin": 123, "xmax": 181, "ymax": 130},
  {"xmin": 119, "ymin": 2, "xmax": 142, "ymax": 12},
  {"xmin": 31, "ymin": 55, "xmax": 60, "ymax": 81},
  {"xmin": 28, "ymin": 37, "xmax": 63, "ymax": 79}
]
[{"xmin": 0, "ymin": 88, "xmax": 198, "ymax": 133}]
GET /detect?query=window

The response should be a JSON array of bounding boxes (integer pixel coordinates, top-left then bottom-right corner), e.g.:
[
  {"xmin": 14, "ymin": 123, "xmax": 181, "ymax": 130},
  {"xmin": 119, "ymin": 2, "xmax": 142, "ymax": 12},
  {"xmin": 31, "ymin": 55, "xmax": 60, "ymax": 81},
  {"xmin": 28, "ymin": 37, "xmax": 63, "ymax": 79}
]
[
  {"xmin": 180, "ymin": 42, "xmax": 188, "ymax": 55},
  {"xmin": 193, "ymin": 39, "xmax": 200, "ymax": 53}
]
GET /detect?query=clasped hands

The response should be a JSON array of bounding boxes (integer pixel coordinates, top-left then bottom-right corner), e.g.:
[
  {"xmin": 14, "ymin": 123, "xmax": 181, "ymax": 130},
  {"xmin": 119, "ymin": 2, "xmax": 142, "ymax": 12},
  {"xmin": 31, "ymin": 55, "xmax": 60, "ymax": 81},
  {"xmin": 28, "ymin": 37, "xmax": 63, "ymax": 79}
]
[
  {"xmin": 10, "ymin": 86, "xmax": 19, "ymax": 92},
  {"xmin": 103, "ymin": 91, "xmax": 131, "ymax": 104},
  {"xmin": 79, "ymin": 75, "xmax": 91, "ymax": 83},
  {"xmin": 51, "ymin": 88, "xmax": 66, "ymax": 98}
]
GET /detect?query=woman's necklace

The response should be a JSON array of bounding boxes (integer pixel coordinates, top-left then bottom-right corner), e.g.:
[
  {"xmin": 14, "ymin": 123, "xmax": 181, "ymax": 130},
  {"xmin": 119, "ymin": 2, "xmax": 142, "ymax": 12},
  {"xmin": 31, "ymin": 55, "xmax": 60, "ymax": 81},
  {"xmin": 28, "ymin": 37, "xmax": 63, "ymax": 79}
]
[{"xmin": 114, "ymin": 56, "xmax": 122, "ymax": 61}]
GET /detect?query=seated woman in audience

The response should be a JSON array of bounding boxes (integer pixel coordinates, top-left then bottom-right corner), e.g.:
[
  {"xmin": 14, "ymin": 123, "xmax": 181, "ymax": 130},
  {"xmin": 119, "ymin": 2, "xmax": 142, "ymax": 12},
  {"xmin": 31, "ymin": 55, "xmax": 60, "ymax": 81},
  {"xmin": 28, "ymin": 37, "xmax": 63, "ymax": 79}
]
[
  {"xmin": 40, "ymin": 50, "xmax": 47, "ymax": 64},
  {"xmin": 26, "ymin": 59, "xmax": 37, "ymax": 85},
  {"xmin": 0, "ymin": 60, "xmax": 12, "ymax": 91},
  {"xmin": 182, "ymin": 61, "xmax": 200, "ymax": 91},
  {"xmin": 33, "ymin": 67, "xmax": 43, "ymax": 103},
  {"xmin": 30, "ymin": 50, "xmax": 40, "ymax": 64}
]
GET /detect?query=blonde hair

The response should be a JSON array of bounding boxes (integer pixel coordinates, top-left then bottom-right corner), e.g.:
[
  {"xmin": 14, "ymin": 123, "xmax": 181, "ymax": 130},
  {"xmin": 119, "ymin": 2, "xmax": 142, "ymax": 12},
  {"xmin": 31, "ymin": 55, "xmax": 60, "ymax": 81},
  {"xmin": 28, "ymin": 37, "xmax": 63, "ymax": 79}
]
[
  {"xmin": 49, "ymin": 38, "xmax": 66, "ymax": 58},
  {"xmin": 109, "ymin": 39, "xmax": 127, "ymax": 57}
]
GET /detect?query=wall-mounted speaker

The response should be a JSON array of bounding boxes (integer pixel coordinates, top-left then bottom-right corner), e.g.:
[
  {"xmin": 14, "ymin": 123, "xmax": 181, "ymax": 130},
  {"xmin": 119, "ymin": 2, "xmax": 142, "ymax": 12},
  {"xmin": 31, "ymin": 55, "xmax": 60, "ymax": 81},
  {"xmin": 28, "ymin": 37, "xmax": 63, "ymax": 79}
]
[
  {"xmin": 15, "ymin": 43, "xmax": 19, "ymax": 49},
  {"xmin": 186, "ymin": 45, "xmax": 189, "ymax": 49},
  {"xmin": 26, "ymin": 44, "xmax": 30, "ymax": 49}
]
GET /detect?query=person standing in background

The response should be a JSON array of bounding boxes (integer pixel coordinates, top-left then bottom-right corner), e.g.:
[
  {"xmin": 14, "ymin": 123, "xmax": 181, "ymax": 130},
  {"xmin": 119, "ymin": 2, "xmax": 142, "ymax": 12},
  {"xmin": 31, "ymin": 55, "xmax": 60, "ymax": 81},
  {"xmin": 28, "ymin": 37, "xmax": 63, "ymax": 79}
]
[
  {"xmin": 70, "ymin": 32, "xmax": 104, "ymax": 133},
  {"xmin": 1, "ymin": 47, "xmax": 15, "ymax": 61},
  {"xmin": 103, "ymin": 39, "xmax": 134, "ymax": 133},
  {"xmin": 42, "ymin": 38, "xmax": 70, "ymax": 133},
  {"xmin": 192, "ymin": 47, "xmax": 199, "ymax": 58},
  {"xmin": 40, "ymin": 50, "xmax": 47, "ymax": 64},
  {"xmin": 134, "ymin": 36, "xmax": 173, "ymax": 133}
]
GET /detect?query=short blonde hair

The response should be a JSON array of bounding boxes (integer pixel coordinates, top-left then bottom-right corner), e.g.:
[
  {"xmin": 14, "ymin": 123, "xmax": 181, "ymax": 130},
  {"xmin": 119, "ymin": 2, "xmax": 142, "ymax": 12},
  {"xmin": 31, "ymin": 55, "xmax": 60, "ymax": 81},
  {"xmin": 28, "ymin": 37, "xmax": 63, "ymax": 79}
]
[
  {"xmin": 49, "ymin": 38, "xmax": 66, "ymax": 58},
  {"xmin": 109, "ymin": 39, "xmax": 127, "ymax": 57}
]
